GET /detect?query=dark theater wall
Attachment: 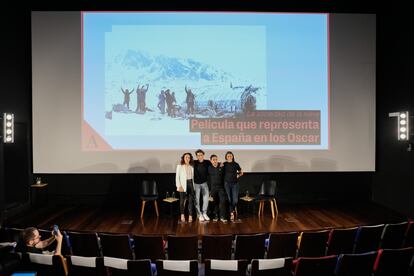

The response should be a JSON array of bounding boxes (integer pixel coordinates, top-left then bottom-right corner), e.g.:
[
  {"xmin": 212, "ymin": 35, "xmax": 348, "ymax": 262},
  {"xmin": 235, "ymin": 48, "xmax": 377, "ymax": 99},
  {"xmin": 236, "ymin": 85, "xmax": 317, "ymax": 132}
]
[
  {"xmin": 0, "ymin": 1, "xmax": 413, "ymax": 220},
  {"xmin": 373, "ymin": 11, "xmax": 414, "ymax": 217}
]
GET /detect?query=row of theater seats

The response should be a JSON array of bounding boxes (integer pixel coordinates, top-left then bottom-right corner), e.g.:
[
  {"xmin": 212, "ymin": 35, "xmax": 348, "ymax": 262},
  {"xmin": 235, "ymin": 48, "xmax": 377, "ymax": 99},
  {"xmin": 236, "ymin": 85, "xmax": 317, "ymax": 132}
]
[
  {"xmin": 12, "ymin": 247, "xmax": 414, "ymax": 276},
  {"xmin": 2, "ymin": 221, "xmax": 413, "ymax": 261}
]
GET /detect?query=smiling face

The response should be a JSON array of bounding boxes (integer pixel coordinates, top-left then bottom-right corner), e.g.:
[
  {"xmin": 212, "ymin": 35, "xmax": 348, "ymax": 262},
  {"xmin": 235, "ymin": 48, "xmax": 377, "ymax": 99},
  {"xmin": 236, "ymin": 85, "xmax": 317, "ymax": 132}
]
[
  {"xmin": 184, "ymin": 153, "xmax": 191, "ymax": 164},
  {"xmin": 211, "ymin": 156, "xmax": 218, "ymax": 167},
  {"xmin": 196, "ymin": 151, "xmax": 204, "ymax": 162},
  {"xmin": 226, "ymin": 153, "xmax": 234, "ymax": 162}
]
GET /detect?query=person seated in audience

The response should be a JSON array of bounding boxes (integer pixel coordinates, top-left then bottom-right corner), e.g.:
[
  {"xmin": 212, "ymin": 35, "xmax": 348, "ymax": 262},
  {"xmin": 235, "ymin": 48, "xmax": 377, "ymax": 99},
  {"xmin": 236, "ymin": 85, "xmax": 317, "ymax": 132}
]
[{"xmin": 15, "ymin": 227, "xmax": 63, "ymax": 255}]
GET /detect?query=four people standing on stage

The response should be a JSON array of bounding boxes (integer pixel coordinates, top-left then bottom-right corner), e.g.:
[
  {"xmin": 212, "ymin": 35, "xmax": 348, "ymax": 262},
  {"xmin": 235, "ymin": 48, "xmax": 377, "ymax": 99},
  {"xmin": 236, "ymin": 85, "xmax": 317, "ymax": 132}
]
[{"xmin": 175, "ymin": 150, "xmax": 243, "ymax": 223}]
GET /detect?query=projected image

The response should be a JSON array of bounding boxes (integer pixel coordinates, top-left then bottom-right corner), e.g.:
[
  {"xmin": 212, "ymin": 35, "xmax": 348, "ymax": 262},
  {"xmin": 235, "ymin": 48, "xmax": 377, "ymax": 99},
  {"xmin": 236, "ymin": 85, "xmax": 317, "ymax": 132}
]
[
  {"xmin": 83, "ymin": 12, "xmax": 328, "ymax": 150},
  {"xmin": 104, "ymin": 25, "xmax": 266, "ymax": 136}
]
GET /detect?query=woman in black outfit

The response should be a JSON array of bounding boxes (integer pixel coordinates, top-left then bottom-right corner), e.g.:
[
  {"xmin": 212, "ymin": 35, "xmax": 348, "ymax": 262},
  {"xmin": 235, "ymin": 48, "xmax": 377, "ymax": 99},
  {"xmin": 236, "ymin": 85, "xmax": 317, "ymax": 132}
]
[{"xmin": 223, "ymin": 151, "xmax": 243, "ymax": 221}]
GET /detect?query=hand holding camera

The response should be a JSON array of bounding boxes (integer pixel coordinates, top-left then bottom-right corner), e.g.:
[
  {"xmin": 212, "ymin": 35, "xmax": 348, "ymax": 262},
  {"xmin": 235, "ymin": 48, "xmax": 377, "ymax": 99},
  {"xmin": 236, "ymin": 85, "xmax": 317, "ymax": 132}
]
[{"xmin": 52, "ymin": 225, "xmax": 63, "ymax": 242}]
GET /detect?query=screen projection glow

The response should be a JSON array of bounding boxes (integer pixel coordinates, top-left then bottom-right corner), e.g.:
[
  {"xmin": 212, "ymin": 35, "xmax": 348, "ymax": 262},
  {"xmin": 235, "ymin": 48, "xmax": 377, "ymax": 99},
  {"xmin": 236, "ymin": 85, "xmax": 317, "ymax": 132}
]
[
  {"xmin": 32, "ymin": 12, "xmax": 375, "ymax": 173},
  {"xmin": 83, "ymin": 12, "xmax": 328, "ymax": 150}
]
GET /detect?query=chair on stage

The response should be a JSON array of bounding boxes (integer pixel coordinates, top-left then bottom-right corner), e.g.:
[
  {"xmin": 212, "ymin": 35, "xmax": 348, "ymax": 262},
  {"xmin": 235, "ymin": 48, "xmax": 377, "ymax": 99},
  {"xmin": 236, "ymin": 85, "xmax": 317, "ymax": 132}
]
[
  {"xmin": 67, "ymin": 231, "xmax": 101, "ymax": 257},
  {"xmin": 133, "ymin": 234, "xmax": 165, "ymax": 261},
  {"xmin": 156, "ymin": 260, "xmax": 198, "ymax": 276},
  {"xmin": 354, "ymin": 224, "xmax": 385, "ymax": 253},
  {"xmin": 201, "ymin": 234, "xmax": 233, "ymax": 261},
  {"xmin": 256, "ymin": 180, "xmax": 278, "ymax": 219},
  {"xmin": 403, "ymin": 220, "xmax": 414, "ymax": 247},
  {"xmin": 167, "ymin": 235, "xmax": 198, "ymax": 260},
  {"xmin": 293, "ymin": 255, "xmax": 337, "ymax": 276},
  {"xmin": 104, "ymin": 256, "xmax": 153, "ymax": 276},
  {"xmin": 326, "ymin": 227, "xmax": 358, "ymax": 255},
  {"xmin": 250, "ymin": 257, "xmax": 293, "ymax": 276},
  {"xmin": 67, "ymin": 255, "xmax": 106, "ymax": 276},
  {"xmin": 21, "ymin": 252, "xmax": 68, "ymax": 276},
  {"xmin": 234, "ymin": 233, "xmax": 267, "ymax": 261},
  {"xmin": 98, "ymin": 232, "xmax": 133, "ymax": 259},
  {"xmin": 205, "ymin": 259, "xmax": 248, "ymax": 276},
  {"xmin": 267, "ymin": 232, "xmax": 299, "ymax": 259},
  {"xmin": 297, "ymin": 230, "xmax": 330, "ymax": 258},
  {"xmin": 140, "ymin": 180, "xmax": 159, "ymax": 219},
  {"xmin": 380, "ymin": 221, "xmax": 408, "ymax": 249},
  {"xmin": 373, "ymin": 247, "xmax": 414, "ymax": 276},
  {"xmin": 335, "ymin": 251, "xmax": 377, "ymax": 276}
]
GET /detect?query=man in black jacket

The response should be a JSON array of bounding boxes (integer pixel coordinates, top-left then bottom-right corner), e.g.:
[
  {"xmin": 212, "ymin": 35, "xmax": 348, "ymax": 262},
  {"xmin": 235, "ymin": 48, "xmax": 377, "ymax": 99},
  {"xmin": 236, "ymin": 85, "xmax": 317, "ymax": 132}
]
[{"xmin": 208, "ymin": 154, "xmax": 227, "ymax": 222}]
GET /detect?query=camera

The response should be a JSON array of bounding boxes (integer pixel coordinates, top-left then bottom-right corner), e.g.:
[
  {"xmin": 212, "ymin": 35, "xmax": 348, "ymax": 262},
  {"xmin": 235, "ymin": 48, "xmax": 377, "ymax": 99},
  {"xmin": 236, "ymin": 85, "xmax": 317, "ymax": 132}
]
[{"xmin": 52, "ymin": 225, "xmax": 59, "ymax": 236}]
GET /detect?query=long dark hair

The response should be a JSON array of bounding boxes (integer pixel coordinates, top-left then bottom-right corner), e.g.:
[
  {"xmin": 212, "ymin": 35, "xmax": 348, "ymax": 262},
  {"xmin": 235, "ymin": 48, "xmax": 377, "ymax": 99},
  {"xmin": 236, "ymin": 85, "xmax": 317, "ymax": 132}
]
[
  {"xmin": 180, "ymin": 152, "xmax": 194, "ymax": 165},
  {"xmin": 225, "ymin": 151, "xmax": 235, "ymax": 162}
]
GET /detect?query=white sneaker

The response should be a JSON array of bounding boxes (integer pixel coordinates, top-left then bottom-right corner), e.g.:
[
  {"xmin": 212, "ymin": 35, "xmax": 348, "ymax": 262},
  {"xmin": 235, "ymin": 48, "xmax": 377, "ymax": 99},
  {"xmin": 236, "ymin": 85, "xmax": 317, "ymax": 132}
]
[
  {"xmin": 203, "ymin": 213, "xmax": 210, "ymax": 221},
  {"xmin": 199, "ymin": 215, "xmax": 205, "ymax": 222}
]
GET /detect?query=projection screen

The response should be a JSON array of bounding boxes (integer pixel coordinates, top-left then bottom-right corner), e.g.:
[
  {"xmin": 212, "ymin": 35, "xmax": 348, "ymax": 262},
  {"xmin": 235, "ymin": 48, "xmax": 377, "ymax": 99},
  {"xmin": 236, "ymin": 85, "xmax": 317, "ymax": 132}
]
[{"xmin": 32, "ymin": 11, "xmax": 375, "ymax": 173}]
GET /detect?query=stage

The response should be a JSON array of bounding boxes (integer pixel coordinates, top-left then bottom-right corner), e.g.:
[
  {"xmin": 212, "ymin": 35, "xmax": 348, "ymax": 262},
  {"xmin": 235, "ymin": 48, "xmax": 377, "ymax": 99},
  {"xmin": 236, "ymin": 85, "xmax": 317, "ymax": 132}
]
[{"xmin": 4, "ymin": 202, "xmax": 405, "ymax": 237}]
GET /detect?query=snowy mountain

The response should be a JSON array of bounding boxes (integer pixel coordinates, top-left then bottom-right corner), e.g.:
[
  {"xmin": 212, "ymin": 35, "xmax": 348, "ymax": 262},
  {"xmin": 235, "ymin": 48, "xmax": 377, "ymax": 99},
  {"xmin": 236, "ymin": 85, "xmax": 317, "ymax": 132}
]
[{"xmin": 105, "ymin": 49, "xmax": 266, "ymax": 111}]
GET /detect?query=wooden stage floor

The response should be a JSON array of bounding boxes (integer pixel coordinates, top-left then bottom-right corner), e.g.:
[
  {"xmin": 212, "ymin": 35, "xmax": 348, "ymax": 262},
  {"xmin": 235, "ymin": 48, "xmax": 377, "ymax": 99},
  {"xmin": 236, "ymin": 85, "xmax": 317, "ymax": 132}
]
[{"xmin": 5, "ymin": 202, "xmax": 405, "ymax": 237}]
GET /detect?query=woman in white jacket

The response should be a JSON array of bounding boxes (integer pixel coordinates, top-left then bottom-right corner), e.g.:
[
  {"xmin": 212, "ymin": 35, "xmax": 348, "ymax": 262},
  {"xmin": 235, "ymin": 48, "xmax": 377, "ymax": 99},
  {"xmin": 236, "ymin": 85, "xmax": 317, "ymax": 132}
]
[{"xmin": 176, "ymin": 152, "xmax": 195, "ymax": 222}]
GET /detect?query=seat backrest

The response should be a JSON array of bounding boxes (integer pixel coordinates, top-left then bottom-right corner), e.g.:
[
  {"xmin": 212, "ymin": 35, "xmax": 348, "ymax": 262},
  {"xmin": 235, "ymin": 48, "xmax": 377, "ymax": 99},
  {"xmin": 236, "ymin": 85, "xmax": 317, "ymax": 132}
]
[
  {"xmin": 127, "ymin": 259, "xmax": 155, "ymax": 276},
  {"xmin": 22, "ymin": 253, "xmax": 67, "ymax": 276},
  {"xmin": 250, "ymin": 257, "xmax": 293, "ymax": 276},
  {"xmin": 0, "ymin": 226, "xmax": 7, "ymax": 242},
  {"xmin": 167, "ymin": 235, "xmax": 198, "ymax": 260},
  {"xmin": 156, "ymin": 260, "xmax": 198, "ymax": 276},
  {"xmin": 327, "ymin": 227, "xmax": 358, "ymax": 255},
  {"xmin": 141, "ymin": 180, "xmax": 158, "ymax": 196},
  {"xmin": 67, "ymin": 255, "xmax": 106, "ymax": 276},
  {"xmin": 267, "ymin": 232, "xmax": 298, "ymax": 259},
  {"xmin": 98, "ymin": 233, "xmax": 133, "ymax": 259},
  {"xmin": 259, "ymin": 180, "xmax": 277, "ymax": 196},
  {"xmin": 381, "ymin": 221, "xmax": 408, "ymax": 249},
  {"xmin": 5, "ymin": 227, "xmax": 23, "ymax": 242},
  {"xmin": 294, "ymin": 255, "xmax": 337, "ymax": 276},
  {"xmin": 133, "ymin": 234, "xmax": 165, "ymax": 261},
  {"xmin": 354, "ymin": 224, "xmax": 385, "ymax": 253},
  {"xmin": 67, "ymin": 231, "xmax": 101, "ymax": 257},
  {"xmin": 374, "ymin": 247, "xmax": 414, "ymax": 276},
  {"xmin": 335, "ymin": 251, "xmax": 377, "ymax": 276},
  {"xmin": 403, "ymin": 221, "xmax": 414, "ymax": 247},
  {"xmin": 297, "ymin": 230, "xmax": 330, "ymax": 258},
  {"xmin": 205, "ymin": 259, "xmax": 248, "ymax": 276},
  {"xmin": 104, "ymin": 256, "xmax": 153, "ymax": 276},
  {"xmin": 234, "ymin": 233, "xmax": 267, "ymax": 261},
  {"xmin": 202, "ymin": 234, "xmax": 233, "ymax": 261}
]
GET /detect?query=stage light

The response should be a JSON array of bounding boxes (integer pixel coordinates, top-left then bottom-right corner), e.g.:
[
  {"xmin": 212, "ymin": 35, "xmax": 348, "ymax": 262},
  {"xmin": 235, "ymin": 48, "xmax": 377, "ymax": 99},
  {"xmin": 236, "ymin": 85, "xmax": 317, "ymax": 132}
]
[
  {"xmin": 2, "ymin": 113, "xmax": 14, "ymax": 143},
  {"xmin": 397, "ymin": 111, "xmax": 409, "ymax": 141}
]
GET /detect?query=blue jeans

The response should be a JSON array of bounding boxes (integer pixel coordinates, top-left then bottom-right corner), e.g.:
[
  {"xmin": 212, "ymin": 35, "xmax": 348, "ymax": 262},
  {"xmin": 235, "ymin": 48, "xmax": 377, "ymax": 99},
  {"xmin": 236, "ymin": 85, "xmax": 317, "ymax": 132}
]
[
  {"xmin": 194, "ymin": 182, "xmax": 209, "ymax": 215},
  {"xmin": 224, "ymin": 181, "xmax": 239, "ymax": 213}
]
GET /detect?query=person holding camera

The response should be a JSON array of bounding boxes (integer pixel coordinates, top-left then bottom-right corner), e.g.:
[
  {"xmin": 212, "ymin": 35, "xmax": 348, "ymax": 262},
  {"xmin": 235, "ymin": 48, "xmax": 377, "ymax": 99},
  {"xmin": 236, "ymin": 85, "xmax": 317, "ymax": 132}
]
[{"xmin": 16, "ymin": 226, "xmax": 63, "ymax": 255}]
